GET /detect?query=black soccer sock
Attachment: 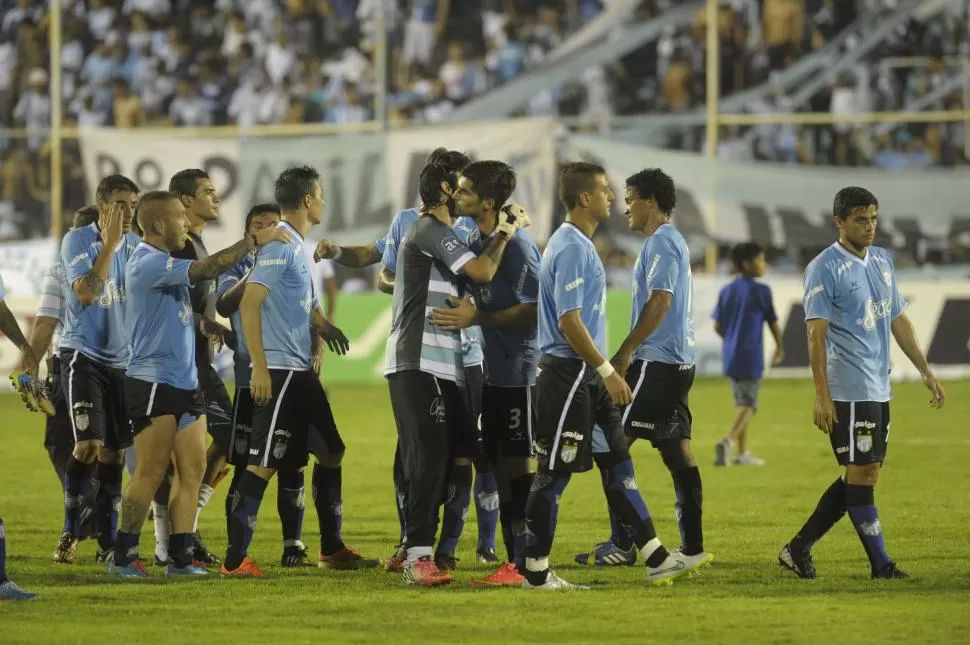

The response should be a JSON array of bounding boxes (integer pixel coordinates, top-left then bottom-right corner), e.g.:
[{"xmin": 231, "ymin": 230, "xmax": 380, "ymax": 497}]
[
  {"xmin": 499, "ymin": 472, "xmax": 534, "ymax": 569},
  {"xmin": 113, "ymin": 530, "xmax": 140, "ymax": 566},
  {"xmin": 672, "ymin": 466, "xmax": 704, "ymax": 556},
  {"xmin": 312, "ymin": 463, "xmax": 344, "ymax": 556},
  {"xmin": 436, "ymin": 462, "xmax": 472, "ymax": 559},
  {"xmin": 523, "ymin": 470, "xmax": 571, "ymax": 585},
  {"xmin": 473, "ymin": 466, "xmax": 499, "ymax": 552},
  {"xmin": 168, "ymin": 533, "xmax": 194, "ymax": 569},
  {"xmin": 225, "ymin": 467, "xmax": 243, "ymax": 539},
  {"xmin": 597, "ymin": 453, "xmax": 668, "ymax": 566},
  {"xmin": 392, "ymin": 445, "xmax": 408, "ymax": 543},
  {"xmin": 225, "ymin": 471, "xmax": 268, "ymax": 571},
  {"xmin": 790, "ymin": 477, "xmax": 846, "ymax": 555},
  {"xmin": 846, "ymin": 484, "xmax": 891, "ymax": 573},
  {"xmin": 93, "ymin": 461, "xmax": 123, "ymax": 551},
  {"xmin": 0, "ymin": 518, "xmax": 6, "ymax": 582},
  {"xmin": 64, "ymin": 456, "xmax": 91, "ymax": 538},
  {"xmin": 277, "ymin": 470, "xmax": 306, "ymax": 548}
]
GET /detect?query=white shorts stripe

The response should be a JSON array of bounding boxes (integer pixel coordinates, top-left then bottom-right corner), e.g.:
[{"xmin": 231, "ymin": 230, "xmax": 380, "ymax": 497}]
[
  {"xmin": 525, "ymin": 386, "xmax": 533, "ymax": 451},
  {"xmin": 549, "ymin": 365, "xmax": 586, "ymax": 469},
  {"xmin": 847, "ymin": 401, "xmax": 856, "ymax": 462},
  {"xmin": 145, "ymin": 383, "xmax": 159, "ymax": 417},
  {"xmin": 261, "ymin": 371, "xmax": 295, "ymax": 468},
  {"xmin": 66, "ymin": 351, "xmax": 79, "ymax": 442},
  {"xmin": 622, "ymin": 360, "xmax": 649, "ymax": 425}
]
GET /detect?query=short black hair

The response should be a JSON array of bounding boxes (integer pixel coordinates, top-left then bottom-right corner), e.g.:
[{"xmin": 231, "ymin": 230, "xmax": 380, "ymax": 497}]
[
  {"xmin": 95, "ymin": 174, "xmax": 138, "ymax": 203},
  {"xmin": 418, "ymin": 162, "xmax": 458, "ymax": 211},
  {"xmin": 135, "ymin": 190, "xmax": 179, "ymax": 234},
  {"xmin": 459, "ymin": 160, "xmax": 517, "ymax": 211},
  {"xmin": 274, "ymin": 165, "xmax": 320, "ymax": 211},
  {"xmin": 833, "ymin": 186, "xmax": 878, "ymax": 219},
  {"xmin": 625, "ymin": 168, "xmax": 676, "ymax": 215},
  {"xmin": 73, "ymin": 205, "xmax": 99, "ymax": 229},
  {"xmin": 245, "ymin": 202, "xmax": 281, "ymax": 232},
  {"xmin": 169, "ymin": 168, "xmax": 209, "ymax": 197},
  {"xmin": 426, "ymin": 147, "xmax": 471, "ymax": 175},
  {"xmin": 731, "ymin": 242, "xmax": 764, "ymax": 273},
  {"xmin": 558, "ymin": 162, "xmax": 606, "ymax": 210}
]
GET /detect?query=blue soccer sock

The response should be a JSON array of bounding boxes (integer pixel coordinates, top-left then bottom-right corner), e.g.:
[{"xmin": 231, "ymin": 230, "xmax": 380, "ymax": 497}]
[
  {"xmin": 225, "ymin": 471, "xmax": 268, "ymax": 570},
  {"xmin": 597, "ymin": 453, "xmax": 668, "ymax": 566},
  {"xmin": 846, "ymin": 484, "xmax": 892, "ymax": 573},
  {"xmin": 524, "ymin": 470, "xmax": 571, "ymax": 585},
  {"xmin": 277, "ymin": 470, "xmax": 306, "ymax": 548},
  {"xmin": 436, "ymin": 462, "xmax": 472, "ymax": 559},
  {"xmin": 474, "ymin": 466, "xmax": 499, "ymax": 552},
  {"xmin": 0, "ymin": 518, "xmax": 7, "ymax": 582},
  {"xmin": 312, "ymin": 463, "xmax": 344, "ymax": 556},
  {"xmin": 93, "ymin": 461, "xmax": 122, "ymax": 551}
]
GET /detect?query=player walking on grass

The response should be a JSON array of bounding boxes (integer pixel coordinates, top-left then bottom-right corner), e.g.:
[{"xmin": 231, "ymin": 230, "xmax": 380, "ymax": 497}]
[
  {"xmin": 779, "ymin": 186, "xmax": 945, "ymax": 580},
  {"xmin": 218, "ymin": 204, "xmax": 316, "ymax": 567},
  {"xmin": 524, "ymin": 163, "xmax": 687, "ymax": 590},
  {"xmin": 55, "ymin": 175, "xmax": 140, "ymax": 565},
  {"xmin": 428, "ymin": 160, "xmax": 540, "ymax": 587},
  {"xmin": 108, "ymin": 191, "xmax": 288, "ymax": 578},
  {"xmin": 0, "ymin": 270, "xmax": 41, "ymax": 600},
  {"xmin": 384, "ymin": 161, "xmax": 525, "ymax": 586},
  {"xmin": 713, "ymin": 242, "xmax": 784, "ymax": 467},
  {"xmin": 225, "ymin": 166, "xmax": 376, "ymax": 576}
]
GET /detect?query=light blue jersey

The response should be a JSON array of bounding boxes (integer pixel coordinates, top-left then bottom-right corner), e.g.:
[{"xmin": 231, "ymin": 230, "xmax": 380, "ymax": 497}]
[
  {"xmin": 217, "ymin": 254, "xmax": 255, "ymax": 387},
  {"xmin": 382, "ymin": 207, "xmax": 484, "ymax": 368},
  {"xmin": 538, "ymin": 223, "xmax": 607, "ymax": 359},
  {"xmin": 632, "ymin": 223, "xmax": 695, "ymax": 364},
  {"xmin": 466, "ymin": 226, "xmax": 541, "ymax": 386},
  {"xmin": 125, "ymin": 243, "xmax": 198, "ymax": 390},
  {"xmin": 248, "ymin": 221, "xmax": 319, "ymax": 372},
  {"xmin": 60, "ymin": 223, "xmax": 140, "ymax": 368},
  {"xmin": 803, "ymin": 243, "xmax": 907, "ymax": 402}
]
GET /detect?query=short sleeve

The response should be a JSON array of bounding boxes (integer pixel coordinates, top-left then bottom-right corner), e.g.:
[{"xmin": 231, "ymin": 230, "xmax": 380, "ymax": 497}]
[
  {"xmin": 415, "ymin": 220, "xmax": 476, "ymax": 275},
  {"xmin": 216, "ymin": 265, "xmax": 243, "ymax": 299},
  {"xmin": 516, "ymin": 238, "xmax": 541, "ymax": 303},
  {"xmin": 889, "ymin": 259, "xmax": 907, "ymax": 319},
  {"xmin": 712, "ymin": 288, "xmax": 725, "ymax": 323},
  {"xmin": 36, "ymin": 265, "xmax": 65, "ymax": 320},
  {"xmin": 803, "ymin": 261, "xmax": 835, "ymax": 321},
  {"xmin": 644, "ymin": 236, "xmax": 680, "ymax": 294},
  {"xmin": 141, "ymin": 252, "xmax": 193, "ymax": 289},
  {"xmin": 249, "ymin": 242, "xmax": 291, "ymax": 291},
  {"xmin": 381, "ymin": 216, "xmax": 404, "ymax": 274},
  {"xmin": 761, "ymin": 284, "xmax": 778, "ymax": 324},
  {"xmin": 552, "ymin": 243, "xmax": 590, "ymax": 319},
  {"xmin": 61, "ymin": 230, "xmax": 94, "ymax": 285},
  {"xmin": 375, "ymin": 234, "xmax": 387, "ymax": 256}
]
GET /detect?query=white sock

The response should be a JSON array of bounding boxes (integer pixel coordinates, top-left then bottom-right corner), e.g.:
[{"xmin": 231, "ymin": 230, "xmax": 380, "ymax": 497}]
[
  {"xmin": 525, "ymin": 556, "xmax": 549, "ymax": 573},
  {"xmin": 152, "ymin": 502, "xmax": 170, "ymax": 562},
  {"xmin": 193, "ymin": 484, "xmax": 214, "ymax": 533},
  {"xmin": 405, "ymin": 545, "xmax": 433, "ymax": 564},
  {"xmin": 639, "ymin": 537, "xmax": 663, "ymax": 565}
]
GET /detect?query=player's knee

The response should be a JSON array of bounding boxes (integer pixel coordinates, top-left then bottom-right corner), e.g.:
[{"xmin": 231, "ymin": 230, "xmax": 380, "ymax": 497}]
[
  {"xmin": 72, "ymin": 441, "xmax": 98, "ymax": 462},
  {"xmin": 316, "ymin": 451, "xmax": 343, "ymax": 468},
  {"xmin": 499, "ymin": 456, "xmax": 533, "ymax": 479},
  {"xmin": 452, "ymin": 457, "xmax": 472, "ymax": 467},
  {"xmin": 658, "ymin": 439, "xmax": 694, "ymax": 472},
  {"xmin": 845, "ymin": 463, "xmax": 880, "ymax": 486},
  {"xmin": 97, "ymin": 446, "xmax": 124, "ymax": 465},
  {"xmin": 246, "ymin": 464, "xmax": 276, "ymax": 481}
]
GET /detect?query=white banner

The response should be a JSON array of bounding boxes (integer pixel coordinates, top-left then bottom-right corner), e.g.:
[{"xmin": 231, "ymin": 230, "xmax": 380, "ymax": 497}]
[
  {"xmin": 570, "ymin": 135, "xmax": 970, "ymax": 250},
  {"xmin": 0, "ymin": 238, "xmax": 58, "ymax": 296},
  {"xmin": 387, "ymin": 119, "xmax": 559, "ymax": 242},
  {"xmin": 78, "ymin": 128, "xmax": 244, "ymax": 251}
]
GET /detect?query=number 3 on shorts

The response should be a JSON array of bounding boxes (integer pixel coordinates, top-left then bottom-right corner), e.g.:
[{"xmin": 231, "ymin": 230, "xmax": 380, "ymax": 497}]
[{"xmin": 509, "ymin": 408, "xmax": 521, "ymax": 430}]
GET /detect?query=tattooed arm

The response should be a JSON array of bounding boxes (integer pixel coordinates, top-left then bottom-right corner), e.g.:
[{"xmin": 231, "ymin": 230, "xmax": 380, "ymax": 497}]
[
  {"xmin": 188, "ymin": 238, "xmax": 256, "ymax": 282},
  {"xmin": 459, "ymin": 234, "xmax": 511, "ymax": 283}
]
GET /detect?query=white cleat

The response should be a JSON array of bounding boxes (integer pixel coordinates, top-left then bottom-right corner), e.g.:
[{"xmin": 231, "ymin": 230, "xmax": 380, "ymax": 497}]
[
  {"xmin": 733, "ymin": 452, "xmax": 765, "ymax": 466},
  {"xmin": 646, "ymin": 554, "xmax": 691, "ymax": 586},
  {"xmin": 672, "ymin": 549, "xmax": 714, "ymax": 575},
  {"xmin": 521, "ymin": 570, "xmax": 590, "ymax": 590}
]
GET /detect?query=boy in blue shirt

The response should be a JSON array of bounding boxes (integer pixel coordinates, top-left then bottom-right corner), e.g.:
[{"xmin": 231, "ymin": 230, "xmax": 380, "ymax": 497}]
[{"xmin": 713, "ymin": 243, "xmax": 784, "ymax": 467}]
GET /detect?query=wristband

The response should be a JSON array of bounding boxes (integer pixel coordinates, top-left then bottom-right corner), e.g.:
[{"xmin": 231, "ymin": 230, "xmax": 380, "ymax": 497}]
[
  {"xmin": 332, "ymin": 248, "xmax": 343, "ymax": 262},
  {"xmin": 595, "ymin": 360, "xmax": 615, "ymax": 379}
]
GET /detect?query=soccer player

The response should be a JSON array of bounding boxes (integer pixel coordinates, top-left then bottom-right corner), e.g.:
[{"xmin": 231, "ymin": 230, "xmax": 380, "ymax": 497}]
[
  {"xmin": 166, "ymin": 168, "xmax": 235, "ymax": 566},
  {"xmin": 0, "ymin": 270, "xmax": 40, "ymax": 599},
  {"xmin": 713, "ymin": 242, "xmax": 784, "ymax": 467},
  {"xmin": 779, "ymin": 186, "xmax": 944, "ymax": 580},
  {"xmin": 384, "ymin": 160, "xmax": 526, "ymax": 586},
  {"xmin": 218, "ymin": 204, "xmax": 314, "ymax": 567},
  {"xmin": 224, "ymin": 165, "xmax": 374, "ymax": 576},
  {"xmin": 108, "ymin": 190, "xmax": 289, "ymax": 577},
  {"xmin": 524, "ymin": 162, "xmax": 687, "ymax": 590},
  {"xmin": 428, "ymin": 160, "xmax": 540, "ymax": 587},
  {"xmin": 56, "ymin": 174, "xmax": 140, "ymax": 564},
  {"xmin": 583, "ymin": 169, "xmax": 713, "ymax": 572},
  {"xmin": 27, "ymin": 207, "xmax": 99, "ymax": 553}
]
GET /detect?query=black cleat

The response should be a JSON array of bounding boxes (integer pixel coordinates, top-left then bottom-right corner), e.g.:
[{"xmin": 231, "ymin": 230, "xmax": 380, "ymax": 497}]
[
  {"xmin": 95, "ymin": 546, "xmax": 115, "ymax": 563},
  {"xmin": 872, "ymin": 562, "xmax": 909, "ymax": 579},
  {"xmin": 778, "ymin": 544, "xmax": 817, "ymax": 579},
  {"xmin": 281, "ymin": 544, "xmax": 311, "ymax": 567},
  {"xmin": 434, "ymin": 554, "xmax": 458, "ymax": 572},
  {"xmin": 154, "ymin": 556, "xmax": 169, "ymax": 567},
  {"xmin": 476, "ymin": 546, "xmax": 499, "ymax": 564},
  {"xmin": 192, "ymin": 532, "xmax": 220, "ymax": 567}
]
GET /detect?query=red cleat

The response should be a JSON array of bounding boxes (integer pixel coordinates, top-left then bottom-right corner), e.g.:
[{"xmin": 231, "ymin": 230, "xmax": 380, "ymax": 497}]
[
  {"xmin": 220, "ymin": 556, "xmax": 265, "ymax": 577},
  {"xmin": 384, "ymin": 543, "xmax": 407, "ymax": 573},
  {"xmin": 318, "ymin": 546, "xmax": 379, "ymax": 570},
  {"xmin": 402, "ymin": 556, "xmax": 453, "ymax": 587},
  {"xmin": 468, "ymin": 562, "xmax": 526, "ymax": 588}
]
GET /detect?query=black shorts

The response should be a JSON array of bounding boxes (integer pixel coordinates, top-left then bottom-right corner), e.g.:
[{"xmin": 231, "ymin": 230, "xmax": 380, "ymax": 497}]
[
  {"xmin": 480, "ymin": 384, "xmax": 535, "ymax": 462},
  {"xmin": 388, "ymin": 370, "xmax": 471, "ymax": 470},
  {"xmin": 249, "ymin": 369, "xmax": 345, "ymax": 470},
  {"xmin": 533, "ymin": 355, "xmax": 626, "ymax": 473},
  {"xmin": 462, "ymin": 364, "xmax": 485, "ymax": 458},
  {"xmin": 831, "ymin": 401, "xmax": 890, "ymax": 466},
  {"xmin": 201, "ymin": 364, "xmax": 233, "ymax": 454},
  {"xmin": 623, "ymin": 360, "xmax": 695, "ymax": 446},
  {"xmin": 60, "ymin": 350, "xmax": 132, "ymax": 449},
  {"xmin": 228, "ymin": 386, "xmax": 254, "ymax": 467},
  {"xmin": 44, "ymin": 356, "xmax": 74, "ymax": 453},
  {"xmin": 125, "ymin": 377, "xmax": 206, "ymax": 435}
]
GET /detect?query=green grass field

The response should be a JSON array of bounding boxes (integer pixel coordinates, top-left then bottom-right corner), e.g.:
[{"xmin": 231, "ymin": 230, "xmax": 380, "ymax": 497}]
[{"xmin": 1, "ymin": 379, "xmax": 968, "ymax": 644}]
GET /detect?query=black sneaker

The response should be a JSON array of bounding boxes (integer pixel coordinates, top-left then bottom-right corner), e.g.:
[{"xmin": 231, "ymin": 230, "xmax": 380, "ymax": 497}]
[
  {"xmin": 192, "ymin": 532, "xmax": 220, "ymax": 567},
  {"xmin": 95, "ymin": 545, "xmax": 115, "ymax": 563},
  {"xmin": 476, "ymin": 546, "xmax": 499, "ymax": 564},
  {"xmin": 778, "ymin": 544, "xmax": 817, "ymax": 579},
  {"xmin": 434, "ymin": 553, "xmax": 458, "ymax": 571},
  {"xmin": 872, "ymin": 562, "xmax": 909, "ymax": 579},
  {"xmin": 281, "ymin": 544, "xmax": 311, "ymax": 567}
]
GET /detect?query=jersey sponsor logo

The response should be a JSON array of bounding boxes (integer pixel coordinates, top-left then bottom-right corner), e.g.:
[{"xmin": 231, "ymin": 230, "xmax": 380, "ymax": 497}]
[
  {"xmin": 631, "ymin": 420, "xmax": 654, "ymax": 430},
  {"xmin": 178, "ymin": 301, "xmax": 193, "ymax": 326},
  {"xmin": 441, "ymin": 236, "xmax": 461, "ymax": 254},
  {"xmin": 166, "ymin": 257, "xmax": 174, "ymax": 271},
  {"xmin": 836, "ymin": 260, "xmax": 853, "ymax": 277},
  {"xmin": 646, "ymin": 253, "xmax": 661, "ymax": 283},
  {"xmin": 858, "ymin": 298, "xmax": 891, "ymax": 331},
  {"xmin": 563, "ymin": 277, "xmax": 584, "ymax": 292},
  {"xmin": 68, "ymin": 252, "xmax": 88, "ymax": 268},
  {"xmin": 805, "ymin": 284, "xmax": 824, "ymax": 300},
  {"xmin": 259, "ymin": 258, "xmax": 286, "ymax": 266},
  {"xmin": 96, "ymin": 279, "xmax": 126, "ymax": 308},
  {"xmin": 881, "ymin": 268, "xmax": 892, "ymax": 288},
  {"xmin": 430, "ymin": 396, "xmax": 445, "ymax": 423}
]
